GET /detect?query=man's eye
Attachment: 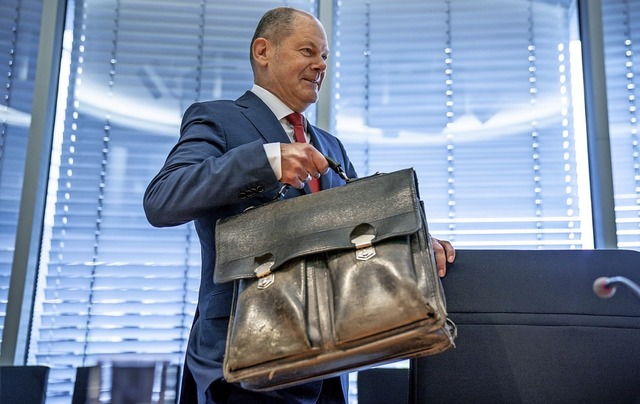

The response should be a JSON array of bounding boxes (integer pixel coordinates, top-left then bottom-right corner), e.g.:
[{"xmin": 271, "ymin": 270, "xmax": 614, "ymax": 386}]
[{"xmin": 301, "ymin": 48, "xmax": 312, "ymax": 56}]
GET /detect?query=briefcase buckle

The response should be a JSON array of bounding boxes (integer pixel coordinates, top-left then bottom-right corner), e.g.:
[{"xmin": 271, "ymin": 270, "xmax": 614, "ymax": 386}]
[
  {"xmin": 257, "ymin": 274, "xmax": 275, "ymax": 290},
  {"xmin": 351, "ymin": 234, "xmax": 376, "ymax": 261},
  {"xmin": 254, "ymin": 255, "xmax": 275, "ymax": 289}
]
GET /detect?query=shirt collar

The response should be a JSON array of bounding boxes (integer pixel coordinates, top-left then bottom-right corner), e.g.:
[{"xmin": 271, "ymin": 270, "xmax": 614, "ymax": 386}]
[{"xmin": 250, "ymin": 84, "xmax": 305, "ymax": 124}]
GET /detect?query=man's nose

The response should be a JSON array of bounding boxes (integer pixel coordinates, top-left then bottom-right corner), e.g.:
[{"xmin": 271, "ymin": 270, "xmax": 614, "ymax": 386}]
[{"xmin": 314, "ymin": 57, "xmax": 327, "ymax": 71}]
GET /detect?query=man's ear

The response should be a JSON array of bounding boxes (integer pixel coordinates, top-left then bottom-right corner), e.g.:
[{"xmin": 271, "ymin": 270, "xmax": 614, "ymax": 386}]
[{"xmin": 252, "ymin": 38, "xmax": 270, "ymax": 66}]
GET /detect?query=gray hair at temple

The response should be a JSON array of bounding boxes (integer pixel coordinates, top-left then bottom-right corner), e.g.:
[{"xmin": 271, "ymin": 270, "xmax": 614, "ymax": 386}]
[{"xmin": 249, "ymin": 7, "xmax": 313, "ymax": 70}]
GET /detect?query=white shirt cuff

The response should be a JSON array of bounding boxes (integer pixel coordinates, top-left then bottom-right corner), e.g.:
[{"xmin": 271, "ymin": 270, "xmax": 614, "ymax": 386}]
[{"xmin": 263, "ymin": 143, "xmax": 282, "ymax": 180}]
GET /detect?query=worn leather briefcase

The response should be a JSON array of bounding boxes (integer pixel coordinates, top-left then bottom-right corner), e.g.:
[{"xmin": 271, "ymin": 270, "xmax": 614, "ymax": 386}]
[{"xmin": 214, "ymin": 165, "xmax": 456, "ymax": 391}]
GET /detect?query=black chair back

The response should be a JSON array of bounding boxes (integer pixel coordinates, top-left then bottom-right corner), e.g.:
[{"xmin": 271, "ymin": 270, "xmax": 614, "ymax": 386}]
[
  {"xmin": 410, "ymin": 249, "xmax": 640, "ymax": 404},
  {"xmin": 0, "ymin": 365, "xmax": 49, "ymax": 404}
]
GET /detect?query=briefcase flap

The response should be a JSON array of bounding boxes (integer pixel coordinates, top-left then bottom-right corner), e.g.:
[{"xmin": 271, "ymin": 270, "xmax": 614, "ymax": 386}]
[{"xmin": 214, "ymin": 168, "xmax": 423, "ymax": 284}]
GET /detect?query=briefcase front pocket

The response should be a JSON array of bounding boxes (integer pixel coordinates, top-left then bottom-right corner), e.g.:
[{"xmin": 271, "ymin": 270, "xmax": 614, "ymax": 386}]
[
  {"xmin": 225, "ymin": 235, "xmax": 445, "ymax": 388},
  {"xmin": 225, "ymin": 260, "xmax": 315, "ymax": 371},
  {"xmin": 225, "ymin": 234, "xmax": 442, "ymax": 373},
  {"xmin": 329, "ymin": 236, "xmax": 439, "ymax": 344}
]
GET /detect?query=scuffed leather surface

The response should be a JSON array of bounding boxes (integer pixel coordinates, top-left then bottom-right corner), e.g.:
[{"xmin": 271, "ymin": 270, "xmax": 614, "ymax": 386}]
[
  {"xmin": 226, "ymin": 260, "xmax": 312, "ymax": 370},
  {"xmin": 216, "ymin": 168, "xmax": 455, "ymax": 391},
  {"xmin": 329, "ymin": 237, "xmax": 436, "ymax": 343}
]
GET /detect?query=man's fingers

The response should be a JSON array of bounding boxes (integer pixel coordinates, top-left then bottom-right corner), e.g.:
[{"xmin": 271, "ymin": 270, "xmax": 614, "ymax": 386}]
[
  {"xmin": 430, "ymin": 236, "xmax": 455, "ymax": 278},
  {"xmin": 311, "ymin": 151, "xmax": 329, "ymax": 175},
  {"xmin": 299, "ymin": 173, "xmax": 312, "ymax": 183},
  {"xmin": 441, "ymin": 239, "xmax": 456, "ymax": 263},
  {"xmin": 280, "ymin": 143, "xmax": 327, "ymax": 187}
]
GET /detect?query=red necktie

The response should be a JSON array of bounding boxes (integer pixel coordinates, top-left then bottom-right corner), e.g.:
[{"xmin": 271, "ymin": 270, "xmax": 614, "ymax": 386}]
[{"xmin": 286, "ymin": 113, "xmax": 320, "ymax": 192}]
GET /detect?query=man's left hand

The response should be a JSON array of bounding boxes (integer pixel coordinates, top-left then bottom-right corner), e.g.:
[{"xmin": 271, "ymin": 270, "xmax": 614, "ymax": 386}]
[{"xmin": 430, "ymin": 236, "xmax": 455, "ymax": 278}]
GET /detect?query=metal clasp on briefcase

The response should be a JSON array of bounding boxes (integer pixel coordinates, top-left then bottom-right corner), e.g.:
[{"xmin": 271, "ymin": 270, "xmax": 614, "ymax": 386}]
[
  {"xmin": 351, "ymin": 234, "xmax": 376, "ymax": 260},
  {"xmin": 254, "ymin": 254, "xmax": 275, "ymax": 289}
]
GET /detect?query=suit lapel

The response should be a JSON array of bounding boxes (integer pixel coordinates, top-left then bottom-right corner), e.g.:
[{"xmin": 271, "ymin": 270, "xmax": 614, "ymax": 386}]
[
  {"xmin": 236, "ymin": 92, "xmax": 313, "ymax": 197},
  {"xmin": 235, "ymin": 91, "xmax": 345, "ymax": 194},
  {"xmin": 236, "ymin": 91, "xmax": 290, "ymax": 144}
]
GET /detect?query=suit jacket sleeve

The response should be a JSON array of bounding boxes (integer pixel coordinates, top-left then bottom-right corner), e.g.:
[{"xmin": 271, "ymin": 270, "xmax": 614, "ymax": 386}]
[{"xmin": 143, "ymin": 101, "xmax": 282, "ymax": 227}]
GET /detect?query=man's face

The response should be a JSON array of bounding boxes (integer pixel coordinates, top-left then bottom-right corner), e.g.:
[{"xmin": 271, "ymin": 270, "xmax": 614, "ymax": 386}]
[{"xmin": 263, "ymin": 15, "xmax": 328, "ymax": 112}]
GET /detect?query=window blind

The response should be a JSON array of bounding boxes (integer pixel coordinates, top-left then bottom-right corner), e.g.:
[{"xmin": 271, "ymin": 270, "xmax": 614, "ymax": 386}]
[
  {"xmin": 333, "ymin": 0, "xmax": 587, "ymax": 249},
  {"xmin": 602, "ymin": 0, "xmax": 640, "ymax": 250},
  {"xmin": 30, "ymin": 0, "xmax": 315, "ymax": 401},
  {"xmin": 0, "ymin": 0, "xmax": 42, "ymax": 346}
]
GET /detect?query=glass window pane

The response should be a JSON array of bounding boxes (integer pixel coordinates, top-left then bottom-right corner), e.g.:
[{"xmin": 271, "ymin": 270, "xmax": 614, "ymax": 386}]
[{"xmin": 333, "ymin": 0, "xmax": 589, "ymax": 249}]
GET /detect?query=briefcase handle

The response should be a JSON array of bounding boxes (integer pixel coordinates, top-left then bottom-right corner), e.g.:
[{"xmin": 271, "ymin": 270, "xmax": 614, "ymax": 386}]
[
  {"xmin": 276, "ymin": 155, "xmax": 353, "ymax": 199},
  {"xmin": 326, "ymin": 155, "xmax": 352, "ymax": 183}
]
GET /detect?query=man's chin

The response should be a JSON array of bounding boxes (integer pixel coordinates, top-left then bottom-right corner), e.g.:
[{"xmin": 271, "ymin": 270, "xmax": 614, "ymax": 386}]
[{"xmin": 301, "ymin": 94, "xmax": 319, "ymax": 106}]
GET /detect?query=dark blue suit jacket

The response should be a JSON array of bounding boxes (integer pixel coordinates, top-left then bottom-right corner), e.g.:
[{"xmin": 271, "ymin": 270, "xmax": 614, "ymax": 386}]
[{"xmin": 144, "ymin": 91, "xmax": 357, "ymax": 403}]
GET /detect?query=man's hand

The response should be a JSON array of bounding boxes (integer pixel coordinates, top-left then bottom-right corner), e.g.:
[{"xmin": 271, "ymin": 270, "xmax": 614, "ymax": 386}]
[
  {"xmin": 430, "ymin": 235, "xmax": 455, "ymax": 278},
  {"xmin": 280, "ymin": 143, "xmax": 328, "ymax": 189}
]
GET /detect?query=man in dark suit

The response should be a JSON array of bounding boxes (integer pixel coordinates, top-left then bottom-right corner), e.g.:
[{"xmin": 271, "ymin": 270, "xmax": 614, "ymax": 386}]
[{"xmin": 144, "ymin": 7, "xmax": 455, "ymax": 403}]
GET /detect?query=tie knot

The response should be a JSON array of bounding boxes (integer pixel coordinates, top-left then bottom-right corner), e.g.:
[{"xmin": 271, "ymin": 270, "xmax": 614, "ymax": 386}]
[{"xmin": 286, "ymin": 112, "xmax": 304, "ymax": 128}]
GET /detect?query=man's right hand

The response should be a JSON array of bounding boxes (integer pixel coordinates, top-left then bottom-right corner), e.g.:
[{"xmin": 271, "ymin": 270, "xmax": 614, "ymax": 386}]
[{"xmin": 280, "ymin": 143, "xmax": 329, "ymax": 189}]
